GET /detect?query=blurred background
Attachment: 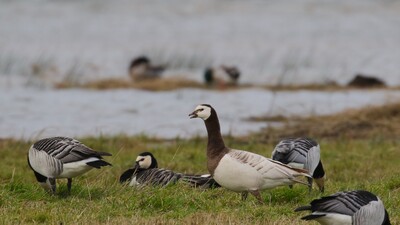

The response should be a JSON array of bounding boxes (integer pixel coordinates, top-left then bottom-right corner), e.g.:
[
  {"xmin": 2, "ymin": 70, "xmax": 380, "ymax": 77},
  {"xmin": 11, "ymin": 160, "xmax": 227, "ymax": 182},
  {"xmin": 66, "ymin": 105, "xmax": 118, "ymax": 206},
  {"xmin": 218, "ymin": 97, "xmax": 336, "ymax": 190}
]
[{"xmin": 1, "ymin": 0, "xmax": 400, "ymax": 140}]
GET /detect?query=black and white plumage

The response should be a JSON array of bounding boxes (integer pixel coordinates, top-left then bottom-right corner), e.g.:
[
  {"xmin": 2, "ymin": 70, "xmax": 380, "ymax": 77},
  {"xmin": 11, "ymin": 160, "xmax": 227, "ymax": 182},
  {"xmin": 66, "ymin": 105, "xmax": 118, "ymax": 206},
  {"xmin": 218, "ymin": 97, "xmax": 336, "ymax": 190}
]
[
  {"xmin": 272, "ymin": 137, "xmax": 325, "ymax": 192},
  {"xmin": 28, "ymin": 136, "xmax": 112, "ymax": 194},
  {"xmin": 119, "ymin": 152, "xmax": 220, "ymax": 189},
  {"xmin": 128, "ymin": 56, "xmax": 165, "ymax": 81},
  {"xmin": 204, "ymin": 65, "xmax": 240, "ymax": 87},
  {"xmin": 189, "ymin": 104, "xmax": 312, "ymax": 203},
  {"xmin": 295, "ymin": 190, "xmax": 391, "ymax": 225}
]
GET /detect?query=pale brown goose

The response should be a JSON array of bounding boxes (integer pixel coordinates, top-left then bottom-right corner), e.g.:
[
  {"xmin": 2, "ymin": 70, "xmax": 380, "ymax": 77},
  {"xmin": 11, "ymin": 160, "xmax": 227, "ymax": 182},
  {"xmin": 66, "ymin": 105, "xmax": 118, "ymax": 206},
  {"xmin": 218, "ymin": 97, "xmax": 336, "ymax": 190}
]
[
  {"xmin": 272, "ymin": 137, "xmax": 325, "ymax": 192},
  {"xmin": 189, "ymin": 104, "xmax": 311, "ymax": 203},
  {"xmin": 28, "ymin": 136, "xmax": 112, "ymax": 194},
  {"xmin": 119, "ymin": 152, "xmax": 220, "ymax": 189},
  {"xmin": 295, "ymin": 190, "xmax": 391, "ymax": 225}
]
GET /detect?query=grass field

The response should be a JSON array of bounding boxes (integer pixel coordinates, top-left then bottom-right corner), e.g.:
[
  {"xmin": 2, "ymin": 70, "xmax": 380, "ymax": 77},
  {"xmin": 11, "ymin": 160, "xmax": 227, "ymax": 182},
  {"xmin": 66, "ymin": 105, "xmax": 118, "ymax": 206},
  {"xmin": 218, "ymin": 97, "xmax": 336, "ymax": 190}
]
[{"xmin": 1, "ymin": 132, "xmax": 399, "ymax": 224}]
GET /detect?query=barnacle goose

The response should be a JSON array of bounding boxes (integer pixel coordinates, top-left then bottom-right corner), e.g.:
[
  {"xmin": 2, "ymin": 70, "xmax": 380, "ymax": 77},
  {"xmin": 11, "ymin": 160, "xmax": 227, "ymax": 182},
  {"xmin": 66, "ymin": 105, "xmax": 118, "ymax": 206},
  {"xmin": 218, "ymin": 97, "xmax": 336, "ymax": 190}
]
[
  {"xmin": 119, "ymin": 152, "xmax": 220, "ymax": 189},
  {"xmin": 295, "ymin": 190, "xmax": 391, "ymax": 225},
  {"xmin": 272, "ymin": 137, "xmax": 325, "ymax": 192},
  {"xmin": 189, "ymin": 104, "xmax": 311, "ymax": 203},
  {"xmin": 28, "ymin": 136, "xmax": 112, "ymax": 194}
]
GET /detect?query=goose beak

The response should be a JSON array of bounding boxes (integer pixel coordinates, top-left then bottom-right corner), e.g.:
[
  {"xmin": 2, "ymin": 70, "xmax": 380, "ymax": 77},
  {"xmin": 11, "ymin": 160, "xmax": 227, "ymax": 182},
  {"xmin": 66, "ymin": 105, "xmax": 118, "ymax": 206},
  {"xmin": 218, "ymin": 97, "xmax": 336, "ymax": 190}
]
[
  {"xmin": 189, "ymin": 111, "xmax": 198, "ymax": 119},
  {"xmin": 134, "ymin": 161, "xmax": 141, "ymax": 170}
]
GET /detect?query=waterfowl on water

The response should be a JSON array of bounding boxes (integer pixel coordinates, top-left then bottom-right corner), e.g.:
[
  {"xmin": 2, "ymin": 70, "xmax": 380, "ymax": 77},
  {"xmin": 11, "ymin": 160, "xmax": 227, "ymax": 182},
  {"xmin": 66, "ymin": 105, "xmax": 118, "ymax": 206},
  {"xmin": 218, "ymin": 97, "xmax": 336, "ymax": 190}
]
[
  {"xmin": 272, "ymin": 137, "xmax": 325, "ymax": 192},
  {"xmin": 189, "ymin": 104, "xmax": 311, "ymax": 203},
  {"xmin": 119, "ymin": 152, "xmax": 220, "ymax": 189},
  {"xmin": 28, "ymin": 136, "xmax": 112, "ymax": 194},
  {"xmin": 295, "ymin": 190, "xmax": 391, "ymax": 225}
]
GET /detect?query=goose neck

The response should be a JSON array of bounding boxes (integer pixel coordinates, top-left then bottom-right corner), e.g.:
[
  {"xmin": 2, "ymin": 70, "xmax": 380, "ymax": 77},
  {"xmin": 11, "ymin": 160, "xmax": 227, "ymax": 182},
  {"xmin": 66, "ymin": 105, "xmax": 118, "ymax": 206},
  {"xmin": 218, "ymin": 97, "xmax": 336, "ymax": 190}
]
[{"xmin": 204, "ymin": 117, "xmax": 225, "ymax": 153}]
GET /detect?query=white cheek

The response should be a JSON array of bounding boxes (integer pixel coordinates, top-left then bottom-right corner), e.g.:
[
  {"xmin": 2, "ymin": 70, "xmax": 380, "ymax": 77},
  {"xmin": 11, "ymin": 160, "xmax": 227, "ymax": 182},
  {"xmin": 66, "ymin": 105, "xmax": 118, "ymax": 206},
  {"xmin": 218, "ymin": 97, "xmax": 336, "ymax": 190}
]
[
  {"xmin": 199, "ymin": 111, "xmax": 211, "ymax": 120},
  {"xmin": 139, "ymin": 157, "xmax": 152, "ymax": 169}
]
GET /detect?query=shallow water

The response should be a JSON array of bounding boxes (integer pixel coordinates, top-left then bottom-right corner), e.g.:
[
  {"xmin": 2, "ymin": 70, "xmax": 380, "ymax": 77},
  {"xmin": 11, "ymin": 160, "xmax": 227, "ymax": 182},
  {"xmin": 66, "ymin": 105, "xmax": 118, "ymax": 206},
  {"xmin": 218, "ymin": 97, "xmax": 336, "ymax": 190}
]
[
  {"xmin": 2, "ymin": 88, "xmax": 400, "ymax": 139},
  {"xmin": 2, "ymin": 0, "xmax": 400, "ymax": 139},
  {"xmin": 1, "ymin": 0, "xmax": 399, "ymax": 86}
]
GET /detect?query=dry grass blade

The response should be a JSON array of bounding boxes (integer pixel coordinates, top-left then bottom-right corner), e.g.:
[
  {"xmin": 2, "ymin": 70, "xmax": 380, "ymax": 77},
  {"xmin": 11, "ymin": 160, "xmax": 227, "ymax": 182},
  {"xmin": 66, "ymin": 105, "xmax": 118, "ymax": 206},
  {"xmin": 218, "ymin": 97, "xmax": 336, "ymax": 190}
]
[{"xmin": 258, "ymin": 102, "xmax": 400, "ymax": 141}]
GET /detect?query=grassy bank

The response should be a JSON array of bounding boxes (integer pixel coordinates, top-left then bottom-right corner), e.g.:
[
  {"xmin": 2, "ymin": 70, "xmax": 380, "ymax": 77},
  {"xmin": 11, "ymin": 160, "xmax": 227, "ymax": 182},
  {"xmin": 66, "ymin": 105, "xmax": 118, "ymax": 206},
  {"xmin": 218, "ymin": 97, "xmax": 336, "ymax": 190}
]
[{"xmin": 0, "ymin": 135, "xmax": 399, "ymax": 224}]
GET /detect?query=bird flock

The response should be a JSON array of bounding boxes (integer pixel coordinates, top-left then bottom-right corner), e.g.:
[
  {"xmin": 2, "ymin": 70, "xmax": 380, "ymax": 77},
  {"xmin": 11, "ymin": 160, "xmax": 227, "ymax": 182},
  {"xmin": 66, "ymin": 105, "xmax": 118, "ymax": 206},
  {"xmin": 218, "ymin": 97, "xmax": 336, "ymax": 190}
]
[
  {"xmin": 128, "ymin": 55, "xmax": 241, "ymax": 88},
  {"xmin": 27, "ymin": 104, "xmax": 391, "ymax": 225}
]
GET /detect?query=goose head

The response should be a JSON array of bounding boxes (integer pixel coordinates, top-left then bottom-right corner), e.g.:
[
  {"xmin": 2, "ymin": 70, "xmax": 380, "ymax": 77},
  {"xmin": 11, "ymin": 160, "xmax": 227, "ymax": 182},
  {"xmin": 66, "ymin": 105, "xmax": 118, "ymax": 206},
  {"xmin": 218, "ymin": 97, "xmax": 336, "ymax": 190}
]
[
  {"xmin": 134, "ymin": 152, "xmax": 158, "ymax": 170},
  {"xmin": 313, "ymin": 161, "xmax": 326, "ymax": 193},
  {"xmin": 32, "ymin": 171, "xmax": 54, "ymax": 193},
  {"xmin": 120, "ymin": 152, "xmax": 159, "ymax": 184},
  {"xmin": 189, "ymin": 104, "xmax": 212, "ymax": 120}
]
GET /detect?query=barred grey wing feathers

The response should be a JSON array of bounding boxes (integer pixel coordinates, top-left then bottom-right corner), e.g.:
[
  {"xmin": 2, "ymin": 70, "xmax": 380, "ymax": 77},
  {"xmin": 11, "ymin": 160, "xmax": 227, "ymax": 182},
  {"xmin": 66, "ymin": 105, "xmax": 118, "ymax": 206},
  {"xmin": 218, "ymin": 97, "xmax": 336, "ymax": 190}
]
[
  {"xmin": 33, "ymin": 136, "xmax": 110, "ymax": 164},
  {"xmin": 137, "ymin": 168, "xmax": 181, "ymax": 186},
  {"xmin": 310, "ymin": 190, "xmax": 378, "ymax": 215},
  {"xmin": 272, "ymin": 137, "xmax": 320, "ymax": 173},
  {"xmin": 295, "ymin": 190, "xmax": 390, "ymax": 225},
  {"xmin": 28, "ymin": 136, "xmax": 112, "ymax": 194}
]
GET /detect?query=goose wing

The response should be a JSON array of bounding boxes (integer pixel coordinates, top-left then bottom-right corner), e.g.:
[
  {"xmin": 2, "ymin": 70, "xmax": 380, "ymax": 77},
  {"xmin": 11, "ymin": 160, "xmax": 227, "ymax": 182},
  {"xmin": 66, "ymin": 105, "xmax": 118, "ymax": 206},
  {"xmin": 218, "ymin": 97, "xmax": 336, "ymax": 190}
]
[
  {"xmin": 353, "ymin": 198, "xmax": 387, "ymax": 225},
  {"xmin": 136, "ymin": 168, "xmax": 182, "ymax": 186},
  {"xmin": 307, "ymin": 190, "xmax": 379, "ymax": 215},
  {"xmin": 295, "ymin": 190, "xmax": 388, "ymax": 224},
  {"xmin": 32, "ymin": 136, "xmax": 111, "ymax": 163},
  {"xmin": 272, "ymin": 138, "xmax": 320, "ymax": 174},
  {"xmin": 181, "ymin": 174, "xmax": 221, "ymax": 189},
  {"xmin": 228, "ymin": 149, "xmax": 310, "ymax": 182}
]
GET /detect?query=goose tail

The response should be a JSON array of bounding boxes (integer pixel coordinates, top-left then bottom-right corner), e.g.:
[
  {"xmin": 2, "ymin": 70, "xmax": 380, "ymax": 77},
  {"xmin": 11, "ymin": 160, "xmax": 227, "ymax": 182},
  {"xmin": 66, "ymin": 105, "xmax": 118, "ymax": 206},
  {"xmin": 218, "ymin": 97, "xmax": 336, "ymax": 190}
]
[
  {"xmin": 290, "ymin": 168, "xmax": 312, "ymax": 186},
  {"xmin": 294, "ymin": 205, "xmax": 312, "ymax": 212},
  {"xmin": 181, "ymin": 174, "xmax": 221, "ymax": 189},
  {"xmin": 86, "ymin": 159, "xmax": 112, "ymax": 169}
]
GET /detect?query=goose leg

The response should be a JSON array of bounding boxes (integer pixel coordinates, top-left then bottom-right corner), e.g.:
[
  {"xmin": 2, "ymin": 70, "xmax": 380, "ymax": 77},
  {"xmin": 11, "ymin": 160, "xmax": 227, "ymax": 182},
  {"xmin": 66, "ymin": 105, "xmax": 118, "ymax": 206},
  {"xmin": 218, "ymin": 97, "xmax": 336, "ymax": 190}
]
[
  {"xmin": 307, "ymin": 177, "xmax": 313, "ymax": 193},
  {"xmin": 48, "ymin": 178, "xmax": 56, "ymax": 194},
  {"xmin": 67, "ymin": 178, "xmax": 72, "ymax": 194},
  {"xmin": 241, "ymin": 192, "xmax": 248, "ymax": 201},
  {"xmin": 249, "ymin": 190, "xmax": 264, "ymax": 204}
]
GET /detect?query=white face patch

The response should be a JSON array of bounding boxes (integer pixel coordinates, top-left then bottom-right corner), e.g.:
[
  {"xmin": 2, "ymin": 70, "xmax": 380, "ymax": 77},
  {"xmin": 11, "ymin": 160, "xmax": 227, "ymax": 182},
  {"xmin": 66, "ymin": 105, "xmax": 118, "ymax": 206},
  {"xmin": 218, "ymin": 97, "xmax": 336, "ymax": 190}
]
[
  {"xmin": 194, "ymin": 105, "xmax": 211, "ymax": 120},
  {"xmin": 136, "ymin": 155, "xmax": 152, "ymax": 169}
]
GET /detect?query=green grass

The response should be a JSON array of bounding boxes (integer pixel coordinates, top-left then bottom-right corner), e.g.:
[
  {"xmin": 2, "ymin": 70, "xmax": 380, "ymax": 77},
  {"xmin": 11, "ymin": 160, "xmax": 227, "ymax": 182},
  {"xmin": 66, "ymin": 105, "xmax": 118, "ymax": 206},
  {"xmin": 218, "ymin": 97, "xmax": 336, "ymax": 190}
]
[{"xmin": 0, "ymin": 136, "xmax": 399, "ymax": 224}]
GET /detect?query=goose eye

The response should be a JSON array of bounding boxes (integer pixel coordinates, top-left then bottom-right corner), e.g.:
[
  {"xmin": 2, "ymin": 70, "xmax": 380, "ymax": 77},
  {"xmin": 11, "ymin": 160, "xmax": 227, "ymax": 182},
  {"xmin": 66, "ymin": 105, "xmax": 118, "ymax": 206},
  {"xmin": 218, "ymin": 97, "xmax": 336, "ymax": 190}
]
[{"xmin": 199, "ymin": 108, "xmax": 204, "ymax": 112}]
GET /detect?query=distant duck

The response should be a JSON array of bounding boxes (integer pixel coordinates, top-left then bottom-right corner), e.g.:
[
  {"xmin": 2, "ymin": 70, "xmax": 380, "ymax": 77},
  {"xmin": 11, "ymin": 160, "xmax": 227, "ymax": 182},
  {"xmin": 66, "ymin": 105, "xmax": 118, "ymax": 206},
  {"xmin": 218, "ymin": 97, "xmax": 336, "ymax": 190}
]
[
  {"xmin": 272, "ymin": 137, "xmax": 325, "ymax": 192},
  {"xmin": 204, "ymin": 65, "xmax": 240, "ymax": 87},
  {"xmin": 128, "ymin": 56, "xmax": 165, "ymax": 81},
  {"xmin": 295, "ymin": 190, "xmax": 391, "ymax": 225},
  {"xmin": 119, "ymin": 152, "xmax": 220, "ymax": 189},
  {"xmin": 347, "ymin": 74, "xmax": 386, "ymax": 88},
  {"xmin": 27, "ymin": 136, "xmax": 112, "ymax": 194},
  {"xmin": 189, "ymin": 104, "xmax": 311, "ymax": 203}
]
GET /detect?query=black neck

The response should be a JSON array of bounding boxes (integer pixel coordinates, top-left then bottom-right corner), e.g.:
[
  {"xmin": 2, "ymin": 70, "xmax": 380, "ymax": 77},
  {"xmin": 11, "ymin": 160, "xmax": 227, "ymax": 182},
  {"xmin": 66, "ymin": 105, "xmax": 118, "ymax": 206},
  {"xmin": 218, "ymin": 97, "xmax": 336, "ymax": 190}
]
[
  {"xmin": 204, "ymin": 110, "xmax": 226, "ymax": 156},
  {"xmin": 312, "ymin": 161, "xmax": 325, "ymax": 179},
  {"xmin": 382, "ymin": 210, "xmax": 391, "ymax": 225}
]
